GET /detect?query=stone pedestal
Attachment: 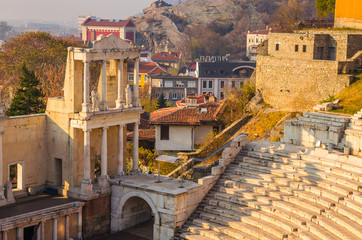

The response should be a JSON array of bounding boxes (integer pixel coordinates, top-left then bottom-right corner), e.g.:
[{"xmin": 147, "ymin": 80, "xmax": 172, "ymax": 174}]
[
  {"xmin": 98, "ymin": 176, "xmax": 110, "ymax": 192},
  {"xmin": 81, "ymin": 180, "xmax": 93, "ymax": 197}
]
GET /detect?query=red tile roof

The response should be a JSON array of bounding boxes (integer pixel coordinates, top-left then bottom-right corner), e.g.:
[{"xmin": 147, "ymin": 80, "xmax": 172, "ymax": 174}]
[
  {"xmin": 128, "ymin": 62, "xmax": 167, "ymax": 75},
  {"xmin": 82, "ymin": 18, "xmax": 135, "ymax": 27},
  {"xmin": 151, "ymin": 52, "xmax": 181, "ymax": 62},
  {"xmin": 176, "ymin": 94, "xmax": 207, "ymax": 107},
  {"xmin": 150, "ymin": 102, "xmax": 222, "ymax": 125},
  {"xmin": 127, "ymin": 129, "xmax": 155, "ymax": 141}
]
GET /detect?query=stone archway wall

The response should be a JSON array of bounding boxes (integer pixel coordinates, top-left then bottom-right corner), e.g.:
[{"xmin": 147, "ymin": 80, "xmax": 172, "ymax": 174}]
[{"xmin": 111, "ymin": 190, "xmax": 161, "ymax": 239}]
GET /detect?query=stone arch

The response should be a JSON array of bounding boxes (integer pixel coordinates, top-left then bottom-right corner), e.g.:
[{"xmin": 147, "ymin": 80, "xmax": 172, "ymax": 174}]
[{"xmin": 117, "ymin": 190, "xmax": 160, "ymax": 227}]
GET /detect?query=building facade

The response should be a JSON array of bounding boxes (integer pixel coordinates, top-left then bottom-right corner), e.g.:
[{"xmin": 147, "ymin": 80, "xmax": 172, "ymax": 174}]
[
  {"xmin": 150, "ymin": 101, "xmax": 222, "ymax": 155},
  {"xmin": 150, "ymin": 76, "xmax": 198, "ymax": 103},
  {"xmin": 81, "ymin": 17, "xmax": 136, "ymax": 43},
  {"xmin": 196, "ymin": 61, "xmax": 256, "ymax": 99},
  {"xmin": 246, "ymin": 28, "xmax": 276, "ymax": 61},
  {"xmin": 151, "ymin": 52, "xmax": 182, "ymax": 75}
]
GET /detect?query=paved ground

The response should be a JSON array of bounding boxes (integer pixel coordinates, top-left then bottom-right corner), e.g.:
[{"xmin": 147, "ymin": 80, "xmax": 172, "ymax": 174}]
[
  {"xmin": 0, "ymin": 194, "xmax": 77, "ymax": 219},
  {"xmin": 90, "ymin": 219, "xmax": 153, "ymax": 240}
]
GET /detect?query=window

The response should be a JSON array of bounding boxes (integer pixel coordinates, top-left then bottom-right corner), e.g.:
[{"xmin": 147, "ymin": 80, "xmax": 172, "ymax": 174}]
[
  {"xmin": 176, "ymin": 81, "xmax": 184, "ymax": 88},
  {"xmin": 256, "ymin": 38, "xmax": 258, "ymax": 43},
  {"xmin": 275, "ymin": 43, "xmax": 279, "ymax": 51},
  {"xmin": 220, "ymin": 81, "xmax": 224, "ymax": 89},
  {"xmin": 128, "ymin": 73, "xmax": 134, "ymax": 81},
  {"xmin": 160, "ymin": 125, "xmax": 169, "ymax": 140},
  {"xmin": 220, "ymin": 92, "xmax": 224, "ymax": 99},
  {"xmin": 155, "ymin": 93, "xmax": 160, "ymax": 99},
  {"xmin": 164, "ymin": 81, "xmax": 173, "ymax": 87},
  {"xmin": 144, "ymin": 76, "xmax": 148, "ymax": 82},
  {"xmin": 172, "ymin": 92, "xmax": 177, "ymax": 99},
  {"xmin": 232, "ymin": 81, "xmax": 235, "ymax": 88},
  {"xmin": 181, "ymin": 93, "xmax": 184, "ymax": 99},
  {"xmin": 303, "ymin": 45, "xmax": 307, "ymax": 52},
  {"xmin": 9, "ymin": 162, "xmax": 23, "ymax": 190},
  {"xmin": 187, "ymin": 81, "xmax": 196, "ymax": 88},
  {"xmin": 295, "ymin": 45, "xmax": 299, "ymax": 52},
  {"xmin": 208, "ymin": 81, "xmax": 213, "ymax": 89},
  {"xmin": 203, "ymin": 81, "xmax": 207, "ymax": 88}
]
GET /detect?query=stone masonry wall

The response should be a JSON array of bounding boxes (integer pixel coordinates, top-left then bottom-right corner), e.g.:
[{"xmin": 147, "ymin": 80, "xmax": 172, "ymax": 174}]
[{"xmin": 256, "ymin": 55, "xmax": 351, "ymax": 111}]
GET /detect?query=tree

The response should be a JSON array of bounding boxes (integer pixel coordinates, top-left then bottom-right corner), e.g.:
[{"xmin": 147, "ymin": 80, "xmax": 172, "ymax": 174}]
[
  {"xmin": 6, "ymin": 63, "xmax": 46, "ymax": 116},
  {"xmin": 315, "ymin": 0, "xmax": 336, "ymax": 17},
  {"xmin": 156, "ymin": 93, "xmax": 168, "ymax": 109},
  {"xmin": 271, "ymin": 0, "xmax": 305, "ymax": 32},
  {"xmin": 0, "ymin": 32, "xmax": 84, "ymax": 104}
]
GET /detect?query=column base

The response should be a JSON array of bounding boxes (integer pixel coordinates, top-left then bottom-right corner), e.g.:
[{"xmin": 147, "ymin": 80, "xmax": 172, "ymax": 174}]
[
  {"xmin": 115, "ymin": 100, "xmax": 125, "ymax": 109},
  {"xmin": 81, "ymin": 179, "xmax": 93, "ymax": 197},
  {"xmin": 114, "ymin": 172, "xmax": 125, "ymax": 178},
  {"xmin": 98, "ymin": 176, "xmax": 110, "ymax": 191},
  {"xmin": 133, "ymin": 98, "xmax": 141, "ymax": 107},
  {"xmin": 99, "ymin": 102, "xmax": 109, "ymax": 111},
  {"xmin": 130, "ymin": 169, "xmax": 140, "ymax": 174}
]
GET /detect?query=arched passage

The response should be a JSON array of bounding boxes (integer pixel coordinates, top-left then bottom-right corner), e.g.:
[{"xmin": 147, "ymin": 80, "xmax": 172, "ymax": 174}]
[{"xmin": 116, "ymin": 191, "xmax": 160, "ymax": 239}]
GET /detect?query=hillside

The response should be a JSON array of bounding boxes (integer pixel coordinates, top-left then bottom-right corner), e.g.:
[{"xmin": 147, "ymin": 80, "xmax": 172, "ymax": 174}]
[
  {"xmin": 331, "ymin": 74, "xmax": 362, "ymax": 115},
  {"xmin": 134, "ymin": 0, "xmax": 316, "ymax": 58},
  {"xmin": 133, "ymin": 0, "xmax": 278, "ymax": 55}
]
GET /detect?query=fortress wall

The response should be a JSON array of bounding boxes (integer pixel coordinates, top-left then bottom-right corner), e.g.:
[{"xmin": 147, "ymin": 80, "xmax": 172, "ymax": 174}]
[{"xmin": 255, "ymin": 55, "xmax": 351, "ymax": 112}]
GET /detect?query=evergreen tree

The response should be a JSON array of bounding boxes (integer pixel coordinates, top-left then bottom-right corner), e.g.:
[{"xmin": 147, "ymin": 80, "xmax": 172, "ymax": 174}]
[
  {"xmin": 156, "ymin": 93, "xmax": 168, "ymax": 109},
  {"xmin": 6, "ymin": 63, "xmax": 45, "ymax": 116}
]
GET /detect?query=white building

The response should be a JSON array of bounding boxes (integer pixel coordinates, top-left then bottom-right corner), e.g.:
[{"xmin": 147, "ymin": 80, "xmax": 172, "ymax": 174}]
[{"xmin": 246, "ymin": 28, "xmax": 276, "ymax": 61}]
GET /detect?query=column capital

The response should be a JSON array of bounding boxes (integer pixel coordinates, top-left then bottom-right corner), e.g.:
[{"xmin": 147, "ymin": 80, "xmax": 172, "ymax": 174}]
[{"xmin": 102, "ymin": 126, "xmax": 109, "ymax": 130}]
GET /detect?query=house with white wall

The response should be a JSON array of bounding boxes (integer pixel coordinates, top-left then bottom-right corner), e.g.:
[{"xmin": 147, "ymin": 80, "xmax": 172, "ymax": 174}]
[{"xmin": 150, "ymin": 100, "xmax": 222, "ymax": 155}]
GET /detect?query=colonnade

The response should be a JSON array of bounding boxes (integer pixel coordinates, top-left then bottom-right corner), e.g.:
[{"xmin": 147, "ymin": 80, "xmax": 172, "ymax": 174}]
[
  {"xmin": 81, "ymin": 57, "xmax": 140, "ymax": 114},
  {"xmin": 1, "ymin": 211, "xmax": 82, "ymax": 240}
]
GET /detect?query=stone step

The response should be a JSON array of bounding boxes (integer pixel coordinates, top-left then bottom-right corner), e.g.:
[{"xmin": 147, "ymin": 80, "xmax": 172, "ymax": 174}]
[
  {"xmin": 218, "ymin": 184, "xmax": 333, "ymax": 212},
  {"xmin": 231, "ymin": 164, "xmax": 359, "ymax": 196},
  {"xmin": 181, "ymin": 233, "xmax": 213, "ymax": 240},
  {"xmin": 193, "ymin": 218, "xmax": 259, "ymax": 240},
  {"xmin": 236, "ymin": 161, "xmax": 362, "ymax": 192},
  {"xmin": 302, "ymin": 112, "xmax": 350, "ymax": 124},
  {"xmin": 188, "ymin": 226, "xmax": 235, "ymax": 240},
  {"xmin": 241, "ymin": 155, "xmax": 362, "ymax": 183},
  {"xmin": 322, "ymin": 209, "xmax": 362, "ymax": 237},
  {"xmin": 332, "ymin": 202, "xmax": 362, "ymax": 225},
  {"xmin": 202, "ymin": 205, "xmax": 291, "ymax": 239},
  {"xmin": 302, "ymin": 221, "xmax": 342, "ymax": 240},
  {"xmin": 199, "ymin": 212, "xmax": 280, "ymax": 240},
  {"xmin": 209, "ymin": 191, "xmax": 318, "ymax": 221},
  {"xmin": 313, "ymin": 215, "xmax": 358, "ymax": 240}
]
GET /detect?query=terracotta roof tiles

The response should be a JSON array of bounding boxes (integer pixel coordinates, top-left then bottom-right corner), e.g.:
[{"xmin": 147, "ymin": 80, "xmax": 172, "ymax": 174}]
[
  {"xmin": 151, "ymin": 52, "xmax": 181, "ymax": 62},
  {"xmin": 82, "ymin": 18, "xmax": 135, "ymax": 27}
]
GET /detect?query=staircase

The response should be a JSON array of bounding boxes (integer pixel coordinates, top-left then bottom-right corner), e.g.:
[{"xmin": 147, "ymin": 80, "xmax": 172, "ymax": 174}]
[{"xmin": 174, "ymin": 143, "xmax": 362, "ymax": 240}]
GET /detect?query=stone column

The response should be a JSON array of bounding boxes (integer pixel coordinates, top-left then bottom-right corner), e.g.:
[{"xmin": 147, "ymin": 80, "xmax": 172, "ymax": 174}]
[
  {"xmin": 16, "ymin": 227, "xmax": 23, "ymax": 240},
  {"xmin": 2, "ymin": 230, "xmax": 8, "ymax": 240},
  {"xmin": 40, "ymin": 221, "xmax": 45, "ymax": 240},
  {"xmin": 133, "ymin": 58, "xmax": 140, "ymax": 107},
  {"xmin": 81, "ymin": 60, "xmax": 91, "ymax": 113},
  {"xmin": 99, "ymin": 127, "xmax": 110, "ymax": 190},
  {"xmin": 115, "ymin": 125, "xmax": 125, "ymax": 177},
  {"xmin": 65, "ymin": 215, "xmax": 70, "ymax": 240},
  {"xmin": 77, "ymin": 211, "xmax": 82, "ymax": 240},
  {"xmin": 81, "ymin": 129, "xmax": 92, "ymax": 196},
  {"xmin": 52, "ymin": 218, "xmax": 57, "ymax": 240},
  {"xmin": 116, "ymin": 59, "xmax": 125, "ymax": 108},
  {"xmin": 100, "ymin": 60, "xmax": 108, "ymax": 111},
  {"xmin": 132, "ymin": 122, "xmax": 139, "ymax": 172}
]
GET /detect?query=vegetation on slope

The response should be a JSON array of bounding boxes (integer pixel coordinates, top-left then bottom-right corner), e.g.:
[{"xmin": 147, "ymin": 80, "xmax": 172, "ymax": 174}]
[{"xmin": 331, "ymin": 74, "xmax": 362, "ymax": 115}]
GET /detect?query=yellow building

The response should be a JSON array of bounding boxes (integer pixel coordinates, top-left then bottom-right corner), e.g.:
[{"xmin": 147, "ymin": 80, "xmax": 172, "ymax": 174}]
[
  {"xmin": 335, "ymin": 0, "xmax": 362, "ymax": 29},
  {"xmin": 127, "ymin": 61, "xmax": 168, "ymax": 89}
]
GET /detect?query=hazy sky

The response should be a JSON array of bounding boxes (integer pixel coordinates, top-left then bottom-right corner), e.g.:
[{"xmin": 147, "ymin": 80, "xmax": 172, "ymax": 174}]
[{"xmin": 0, "ymin": 0, "xmax": 156, "ymax": 24}]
